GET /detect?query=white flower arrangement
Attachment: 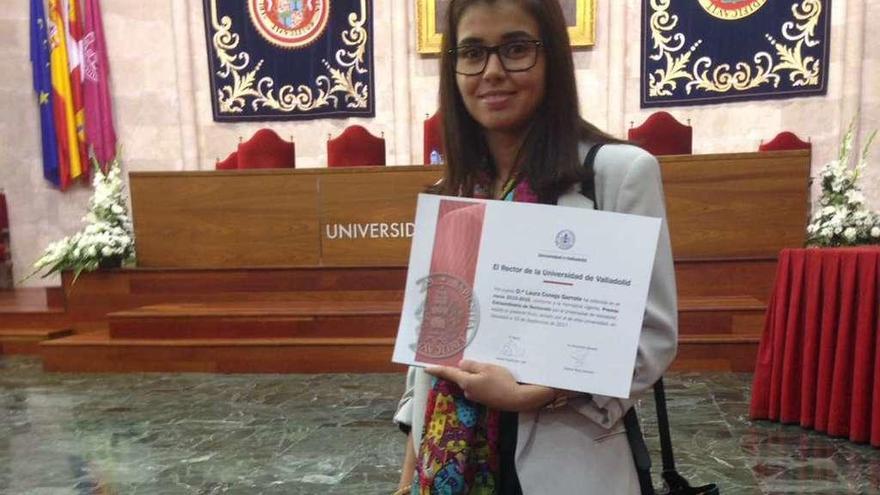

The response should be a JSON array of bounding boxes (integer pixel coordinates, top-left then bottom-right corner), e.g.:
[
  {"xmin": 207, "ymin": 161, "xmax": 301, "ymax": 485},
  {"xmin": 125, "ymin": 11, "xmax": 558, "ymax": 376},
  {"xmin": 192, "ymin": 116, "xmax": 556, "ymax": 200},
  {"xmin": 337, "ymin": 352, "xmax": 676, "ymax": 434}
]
[
  {"xmin": 806, "ymin": 122, "xmax": 880, "ymax": 247},
  {"xmin": 31, "ymin": 157, "xmax": 136, "ymax": 280}
]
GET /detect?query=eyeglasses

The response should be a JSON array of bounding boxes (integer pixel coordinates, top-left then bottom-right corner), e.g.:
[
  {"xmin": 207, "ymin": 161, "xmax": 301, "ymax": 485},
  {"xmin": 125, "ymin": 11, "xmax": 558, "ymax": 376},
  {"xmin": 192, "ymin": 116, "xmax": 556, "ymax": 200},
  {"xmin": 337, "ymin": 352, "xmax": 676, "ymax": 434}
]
[{"xmin": 449, "ymin": 40, "xmax": 544, "ymax": 76}]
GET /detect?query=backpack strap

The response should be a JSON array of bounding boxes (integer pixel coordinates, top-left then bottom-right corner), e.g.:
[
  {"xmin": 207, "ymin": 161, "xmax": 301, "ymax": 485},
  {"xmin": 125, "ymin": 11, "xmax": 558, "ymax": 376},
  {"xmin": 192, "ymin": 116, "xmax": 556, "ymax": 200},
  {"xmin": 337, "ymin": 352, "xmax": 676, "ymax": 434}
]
[
  {"xmin": 580, "ymin": 143, "xmax": 603, "ymax": 205},
  {"xmin": 586, "ymin": 144, "xmax": 719, "ymax": 495},
  {"xmin": 585, "ymin": 142, "xmax": 654, "ymax": 495},
  {"xmin": 623, "ymin": 408, "xmax": 656, "ymax": 495},
  {"xmin": 654, "ymin": 378, "xmax": 720, "ymax": 495}
]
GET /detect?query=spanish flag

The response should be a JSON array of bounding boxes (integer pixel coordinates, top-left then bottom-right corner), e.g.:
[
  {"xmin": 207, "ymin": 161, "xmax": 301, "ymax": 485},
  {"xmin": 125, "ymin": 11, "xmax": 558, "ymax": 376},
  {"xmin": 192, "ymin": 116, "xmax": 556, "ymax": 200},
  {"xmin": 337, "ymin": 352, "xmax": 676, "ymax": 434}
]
[
  {"xmin": 48, "ymin": 0, "xmax": 83, "ymax": 188},
  {"xmin": 66, "ymin": 0, "xmax": 90, "ymax": 177}
]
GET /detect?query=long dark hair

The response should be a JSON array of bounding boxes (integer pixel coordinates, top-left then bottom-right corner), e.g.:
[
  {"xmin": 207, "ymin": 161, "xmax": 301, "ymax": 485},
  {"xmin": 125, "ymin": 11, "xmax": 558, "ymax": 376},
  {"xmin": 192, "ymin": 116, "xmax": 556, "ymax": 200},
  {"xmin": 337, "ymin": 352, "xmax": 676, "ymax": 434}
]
[{"xmin": 433, "ymin": 0, "xmax": 621, "ymax": 203}]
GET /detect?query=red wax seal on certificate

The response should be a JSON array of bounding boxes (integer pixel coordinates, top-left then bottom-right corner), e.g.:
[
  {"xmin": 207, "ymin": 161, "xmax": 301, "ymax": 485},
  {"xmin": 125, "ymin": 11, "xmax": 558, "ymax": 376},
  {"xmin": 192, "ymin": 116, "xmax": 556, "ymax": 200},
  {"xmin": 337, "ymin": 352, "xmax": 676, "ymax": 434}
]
[
  {"xmin": 698, "ymin": 0, "xmax": 766, "ymax": 20},
  {"xmin": 249, "ymin": 0, "xmax": 330, "ymax": 49},
  {"xmin": 415, "ymin": 274, "xmax": 480, "ymax": 361}
]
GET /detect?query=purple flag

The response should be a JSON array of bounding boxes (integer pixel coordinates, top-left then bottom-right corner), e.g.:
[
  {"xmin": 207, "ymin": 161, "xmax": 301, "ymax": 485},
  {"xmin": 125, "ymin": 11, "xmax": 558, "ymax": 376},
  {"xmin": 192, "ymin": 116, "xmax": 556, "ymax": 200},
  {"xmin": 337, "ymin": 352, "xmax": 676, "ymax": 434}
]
[{"xmin": 82, "ymin": 0, "xmax": 116, "ymax": 170}]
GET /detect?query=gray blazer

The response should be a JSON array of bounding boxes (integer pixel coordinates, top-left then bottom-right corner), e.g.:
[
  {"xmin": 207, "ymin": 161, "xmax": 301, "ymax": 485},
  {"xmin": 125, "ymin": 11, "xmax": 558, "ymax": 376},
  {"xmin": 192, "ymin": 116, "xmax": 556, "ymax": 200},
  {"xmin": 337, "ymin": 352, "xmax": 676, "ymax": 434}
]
[{"xmin": 394, "ymin": 143, "xmax": 678, "ymax": 494}]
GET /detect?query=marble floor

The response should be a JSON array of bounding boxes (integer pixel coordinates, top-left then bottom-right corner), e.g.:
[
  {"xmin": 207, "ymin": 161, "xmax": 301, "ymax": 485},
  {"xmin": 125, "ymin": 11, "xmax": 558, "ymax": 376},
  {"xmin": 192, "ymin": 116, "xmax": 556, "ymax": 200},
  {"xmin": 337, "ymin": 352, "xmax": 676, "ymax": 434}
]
[{"xmin": 1, "ymin": 356, "xmax": 878, "ymax": 495}]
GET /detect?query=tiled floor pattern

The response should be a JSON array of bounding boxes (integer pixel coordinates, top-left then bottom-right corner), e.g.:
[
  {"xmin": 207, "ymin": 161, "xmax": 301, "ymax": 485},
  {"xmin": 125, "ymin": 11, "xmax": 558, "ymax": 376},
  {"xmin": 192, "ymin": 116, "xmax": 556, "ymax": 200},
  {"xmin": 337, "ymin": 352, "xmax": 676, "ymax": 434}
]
[{"xmin": 1, "ymin": 357, "xmax": 878, "ymax": 494}]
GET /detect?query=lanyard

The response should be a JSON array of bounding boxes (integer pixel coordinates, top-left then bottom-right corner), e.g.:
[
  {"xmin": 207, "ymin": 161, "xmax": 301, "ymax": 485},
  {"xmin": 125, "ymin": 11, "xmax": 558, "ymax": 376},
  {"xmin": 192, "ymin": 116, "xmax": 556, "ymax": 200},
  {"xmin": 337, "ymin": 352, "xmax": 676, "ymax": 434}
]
[{"xmin": 498, "ymin": 174, "xmax": 518, "ymax": 201}]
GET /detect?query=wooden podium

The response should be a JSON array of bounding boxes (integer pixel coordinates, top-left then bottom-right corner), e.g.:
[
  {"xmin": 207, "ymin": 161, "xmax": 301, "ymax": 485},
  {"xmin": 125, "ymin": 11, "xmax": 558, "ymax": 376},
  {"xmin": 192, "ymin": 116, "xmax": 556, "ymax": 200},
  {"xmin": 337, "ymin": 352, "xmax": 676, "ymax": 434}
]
[
  {"xmin": 130, "ymin": 165, "xmax": 441, "ymax": 268},
  {"xmin": 40, "ymin": 151, "xmax": 811, "ymax": 373},
  {"xmin": 130, "ymin": 152, "xmax": 810, "ymax": 267}
]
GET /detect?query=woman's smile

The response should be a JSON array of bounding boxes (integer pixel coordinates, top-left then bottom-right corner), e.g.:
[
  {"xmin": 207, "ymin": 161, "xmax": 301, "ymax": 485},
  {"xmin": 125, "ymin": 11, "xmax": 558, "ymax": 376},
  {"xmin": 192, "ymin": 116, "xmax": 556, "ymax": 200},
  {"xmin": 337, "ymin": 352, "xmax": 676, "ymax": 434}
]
[{"xmin": 479, "ymin": 90, "xmax": 517, "ymax": 110}]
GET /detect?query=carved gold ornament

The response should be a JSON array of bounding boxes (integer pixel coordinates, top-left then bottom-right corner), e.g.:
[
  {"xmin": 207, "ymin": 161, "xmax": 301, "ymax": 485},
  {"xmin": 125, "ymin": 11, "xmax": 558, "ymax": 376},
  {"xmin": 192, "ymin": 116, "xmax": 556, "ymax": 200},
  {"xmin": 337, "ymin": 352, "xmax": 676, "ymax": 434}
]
[{"xmin": 648, "ymin": 0, "xmax": 823, "ymax": 98}]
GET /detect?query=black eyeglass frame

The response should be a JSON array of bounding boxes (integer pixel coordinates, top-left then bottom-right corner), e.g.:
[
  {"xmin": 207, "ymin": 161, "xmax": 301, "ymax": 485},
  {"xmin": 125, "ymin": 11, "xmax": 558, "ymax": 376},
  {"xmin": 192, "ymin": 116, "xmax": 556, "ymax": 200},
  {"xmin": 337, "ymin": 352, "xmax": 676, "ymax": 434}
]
[{"xmin": 448, "ymin": 40, "xmax": 544, "ymax": 76}]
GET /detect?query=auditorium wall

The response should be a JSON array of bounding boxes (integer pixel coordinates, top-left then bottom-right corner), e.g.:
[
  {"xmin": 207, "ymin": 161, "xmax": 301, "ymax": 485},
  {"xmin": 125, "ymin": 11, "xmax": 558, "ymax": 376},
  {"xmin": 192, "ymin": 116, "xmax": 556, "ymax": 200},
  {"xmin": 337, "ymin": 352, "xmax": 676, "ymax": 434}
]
[{"xmin": 1, "ymin": 0, "xmax": 878, "ymax": 287}]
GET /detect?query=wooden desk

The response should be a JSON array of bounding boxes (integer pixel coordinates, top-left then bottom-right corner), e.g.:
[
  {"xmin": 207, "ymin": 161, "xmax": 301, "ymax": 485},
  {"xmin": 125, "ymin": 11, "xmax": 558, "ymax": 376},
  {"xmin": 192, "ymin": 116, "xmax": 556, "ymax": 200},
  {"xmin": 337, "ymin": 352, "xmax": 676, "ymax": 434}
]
[
  {"xmin": 130, "ymin": 150, "xmax": 810, "ymax": 269},
  {"xmin": 130, "ymin": 166, "xmax": 440, "ymax": 268},
  {"xmin": 661, "ymin": 151, "xmax": 810, "ymax": 258}
]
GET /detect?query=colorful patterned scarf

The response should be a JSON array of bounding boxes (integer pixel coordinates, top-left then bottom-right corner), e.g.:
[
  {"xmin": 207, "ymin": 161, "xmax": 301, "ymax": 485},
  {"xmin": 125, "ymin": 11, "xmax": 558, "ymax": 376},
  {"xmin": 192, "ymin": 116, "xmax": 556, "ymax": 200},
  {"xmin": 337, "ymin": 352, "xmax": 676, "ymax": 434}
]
[
  {"xmin": 413, "ymin": 176, "xmax": 538, "ymax": 494},
  {"xmin": 415, "ymin": 377, "xmax": 501, "ymax": 494}
]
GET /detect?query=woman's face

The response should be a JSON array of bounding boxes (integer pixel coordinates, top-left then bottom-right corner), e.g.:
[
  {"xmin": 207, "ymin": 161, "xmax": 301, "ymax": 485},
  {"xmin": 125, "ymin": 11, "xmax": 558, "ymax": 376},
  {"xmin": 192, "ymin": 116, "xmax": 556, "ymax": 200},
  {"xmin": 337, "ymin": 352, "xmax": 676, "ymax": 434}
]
[{"xmin": 455, "ymin": 1, "xmax": 546, "ymax": 135}]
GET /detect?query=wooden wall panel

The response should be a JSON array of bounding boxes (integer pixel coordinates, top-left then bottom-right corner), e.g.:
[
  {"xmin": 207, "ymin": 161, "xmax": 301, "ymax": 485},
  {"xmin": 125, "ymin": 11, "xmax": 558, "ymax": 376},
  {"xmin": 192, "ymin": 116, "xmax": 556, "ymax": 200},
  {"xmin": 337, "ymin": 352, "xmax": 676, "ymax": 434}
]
[
  {"xmin": 674, "ymin": 258, "xmax": 778, "ymax": 302},
  {"xmin": 660, "ymin": 150, "xmax": 810, "ymax": 259},
  {"xmin": 131, "ymin": 170, "xmax": 321, "ymax": 268},
  {"xmin": 319, "ymin": 169, "xmax": 440, "ymax": 265},
  {"xmin": 130, "ymin": 152, "xmax": 809, "ymax": 269},
  {"xmin": 57, "ymin": 268, "xmax": 407, "ymax": 327}
]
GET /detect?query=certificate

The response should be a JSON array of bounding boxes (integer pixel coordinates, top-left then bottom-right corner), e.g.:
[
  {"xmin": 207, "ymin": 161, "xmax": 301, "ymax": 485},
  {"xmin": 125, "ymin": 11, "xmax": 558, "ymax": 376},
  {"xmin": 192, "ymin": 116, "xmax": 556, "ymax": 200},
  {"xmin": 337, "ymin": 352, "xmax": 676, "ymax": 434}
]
[{"xmin": 392, "ymin": 194, "xmax": 661, "ymax": 398}]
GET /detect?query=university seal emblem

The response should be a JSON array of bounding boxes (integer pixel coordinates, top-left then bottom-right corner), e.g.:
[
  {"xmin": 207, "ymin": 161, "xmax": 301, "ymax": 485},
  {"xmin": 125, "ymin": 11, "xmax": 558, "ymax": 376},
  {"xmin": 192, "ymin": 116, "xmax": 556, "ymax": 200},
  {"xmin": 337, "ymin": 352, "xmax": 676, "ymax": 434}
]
[
  {"xmin": 413, "ymin": 273, "xmax": 480, "ymax": 359},
  {"xmin": 697, "ymin": 0, "xmax": 767, "ymax": 20},
  {"xmin": 555, "ymin": 229, "xmax": 576, "ymax": 251},
  {"xmin": 248, "ymin": 0, "xmax": 330, "ymax": 49}
]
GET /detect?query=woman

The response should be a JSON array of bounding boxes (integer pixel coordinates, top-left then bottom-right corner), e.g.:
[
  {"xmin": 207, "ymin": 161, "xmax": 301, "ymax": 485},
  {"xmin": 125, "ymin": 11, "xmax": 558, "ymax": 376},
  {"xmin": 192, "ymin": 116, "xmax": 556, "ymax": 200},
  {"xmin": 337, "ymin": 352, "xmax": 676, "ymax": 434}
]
[{"xmin": 394, "ymin": 0, "xmax": 678, "ymax": 493}]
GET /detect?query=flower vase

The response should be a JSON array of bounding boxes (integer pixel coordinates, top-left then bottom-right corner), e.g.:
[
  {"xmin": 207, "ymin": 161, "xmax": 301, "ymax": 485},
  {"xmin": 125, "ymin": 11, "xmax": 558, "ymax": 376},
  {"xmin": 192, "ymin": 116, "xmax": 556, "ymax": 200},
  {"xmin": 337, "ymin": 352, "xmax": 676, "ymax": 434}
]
[{"xmin": 98, "ymin": 255, "xmax": 123, "ymax": 270}]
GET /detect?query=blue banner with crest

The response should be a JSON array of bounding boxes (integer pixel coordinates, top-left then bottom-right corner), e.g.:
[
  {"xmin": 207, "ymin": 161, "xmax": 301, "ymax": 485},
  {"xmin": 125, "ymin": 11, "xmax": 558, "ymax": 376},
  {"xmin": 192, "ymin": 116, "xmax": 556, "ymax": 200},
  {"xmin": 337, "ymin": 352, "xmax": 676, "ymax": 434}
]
[
  {"xmin": 203, "ymin": 0, "xmax": 374, "ymax": 121},
  {"xmin": 641, "ymin": 0, "xmax": 831, "ymax": 107}
]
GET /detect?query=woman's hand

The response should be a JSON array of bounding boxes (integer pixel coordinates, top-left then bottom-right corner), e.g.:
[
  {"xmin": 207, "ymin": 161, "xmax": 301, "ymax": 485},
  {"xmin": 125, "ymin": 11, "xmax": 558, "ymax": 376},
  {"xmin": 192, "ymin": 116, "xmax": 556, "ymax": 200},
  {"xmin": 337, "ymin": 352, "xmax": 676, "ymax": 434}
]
[{"xmin": 425, "ymin": 359, "xmax": 557, "ymax": 412}]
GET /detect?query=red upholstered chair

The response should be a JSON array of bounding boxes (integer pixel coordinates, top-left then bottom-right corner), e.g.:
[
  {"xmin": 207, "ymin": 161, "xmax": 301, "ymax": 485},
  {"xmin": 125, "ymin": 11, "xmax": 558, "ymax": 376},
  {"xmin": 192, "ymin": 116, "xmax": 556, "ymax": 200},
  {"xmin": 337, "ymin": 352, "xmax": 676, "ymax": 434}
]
[
  {"xmin": 327, "ymin": 125, "xmax": 386, "ymax": 167},
  {"xmin": 215, "ymin": 151, "xmax": 239, "ymax": 170},
  {"xmin": 759, "ymin": 131, "xmax": 811, "ymax": 152},
  {"xmin": 628, "ymin": 112, "xmax": 693, "ymax": 156},
  {"xmin": 237, "ymin": 129, "xmax": 295, "ymax": 169},
  {"xmin": 423, "ymin": 111, "xmax": 443, "ymax": 165}
]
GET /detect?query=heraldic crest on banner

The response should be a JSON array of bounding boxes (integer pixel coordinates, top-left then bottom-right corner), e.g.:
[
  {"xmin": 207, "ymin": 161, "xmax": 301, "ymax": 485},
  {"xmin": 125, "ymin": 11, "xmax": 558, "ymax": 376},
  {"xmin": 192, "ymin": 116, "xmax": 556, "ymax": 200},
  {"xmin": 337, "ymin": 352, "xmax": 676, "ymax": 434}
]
[
  {"xmin": 641, "ymin": 0, "xmax": 831, "ymax": 107},
  {"xmin": 204, "ymin": 0, "xmax": 374, "ymax": 121}
]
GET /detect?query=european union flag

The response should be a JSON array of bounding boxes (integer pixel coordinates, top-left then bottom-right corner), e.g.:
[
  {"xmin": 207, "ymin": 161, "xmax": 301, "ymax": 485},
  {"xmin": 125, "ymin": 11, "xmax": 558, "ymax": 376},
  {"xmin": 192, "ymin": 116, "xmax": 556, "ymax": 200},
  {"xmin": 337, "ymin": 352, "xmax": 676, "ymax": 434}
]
[{"xmin": 30, "ymin": 0, "xmax": 60, "ymax": 186}]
